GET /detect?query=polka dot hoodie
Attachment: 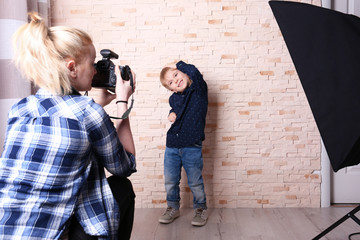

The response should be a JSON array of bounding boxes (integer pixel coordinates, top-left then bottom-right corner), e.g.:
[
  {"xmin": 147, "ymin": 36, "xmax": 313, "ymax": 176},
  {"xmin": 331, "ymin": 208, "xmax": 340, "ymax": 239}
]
[{"xmin": 166, "ymin": 61, "xmax": 208, "ymax": 148}]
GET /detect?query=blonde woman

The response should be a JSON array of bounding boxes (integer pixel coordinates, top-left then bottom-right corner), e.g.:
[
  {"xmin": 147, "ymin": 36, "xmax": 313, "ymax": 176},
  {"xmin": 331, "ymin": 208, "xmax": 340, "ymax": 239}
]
[{"xmin": 0, "ymin": 12, "xmax": 136, "ymax": 240}]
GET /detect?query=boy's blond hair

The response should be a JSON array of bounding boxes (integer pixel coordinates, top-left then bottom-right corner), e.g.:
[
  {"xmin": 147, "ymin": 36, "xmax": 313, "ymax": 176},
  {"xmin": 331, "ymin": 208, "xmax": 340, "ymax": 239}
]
[
  {"xmin": 12, "ymin": 12, "xmax": 93, "ymax": 95},
  {"xmin": 160, "ymin": 66, "xmax": 175, "ymax": 90}
]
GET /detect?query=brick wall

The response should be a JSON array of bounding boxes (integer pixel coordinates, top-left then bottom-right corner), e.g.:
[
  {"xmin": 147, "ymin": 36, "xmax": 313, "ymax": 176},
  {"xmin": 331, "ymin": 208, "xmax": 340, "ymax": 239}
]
[{"xmin": 51, "ymin": 0, "xmax": 322, "ymax": 208}]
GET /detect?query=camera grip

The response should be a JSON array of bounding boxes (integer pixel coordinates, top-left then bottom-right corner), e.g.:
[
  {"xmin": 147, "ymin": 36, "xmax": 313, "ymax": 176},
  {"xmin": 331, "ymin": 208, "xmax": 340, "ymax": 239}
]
[
  {"xmin": 119, "ymin": 65, "xmax": 130, "ymax": 81},
  {"xmin": 119, "ymin": 65, "xmax": 134, "ymax": 92}
]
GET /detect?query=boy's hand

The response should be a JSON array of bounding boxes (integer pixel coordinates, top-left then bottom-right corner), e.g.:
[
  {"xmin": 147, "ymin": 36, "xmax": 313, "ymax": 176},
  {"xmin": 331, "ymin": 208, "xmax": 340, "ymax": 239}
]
[
  {"xmin": 164, "ymin": 61, "xmax": 177, "ymax": 69},
  {"xmin": 168, "ymin": 112, "xmax": 177, "ymax": 122}
]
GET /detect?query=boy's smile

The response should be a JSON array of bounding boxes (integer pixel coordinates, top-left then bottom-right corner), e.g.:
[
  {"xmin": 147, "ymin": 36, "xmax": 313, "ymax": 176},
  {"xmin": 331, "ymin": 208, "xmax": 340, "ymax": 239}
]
[{"xmin": 164, "ymin": 69, "xmax": 192, "ymax": 93}]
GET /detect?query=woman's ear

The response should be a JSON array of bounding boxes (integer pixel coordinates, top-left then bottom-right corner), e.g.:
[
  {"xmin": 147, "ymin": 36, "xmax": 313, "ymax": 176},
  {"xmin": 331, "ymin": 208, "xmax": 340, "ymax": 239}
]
[{"xmin": 66, "ymin": 60, "xmax": 77, "ymax": 78}]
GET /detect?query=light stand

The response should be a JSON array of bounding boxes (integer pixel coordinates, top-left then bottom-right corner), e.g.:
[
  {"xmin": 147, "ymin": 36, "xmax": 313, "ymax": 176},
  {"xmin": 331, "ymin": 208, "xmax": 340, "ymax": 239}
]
[{"xmin": 313, "ymin": 204, "xmax": 360, "ymax": 239}]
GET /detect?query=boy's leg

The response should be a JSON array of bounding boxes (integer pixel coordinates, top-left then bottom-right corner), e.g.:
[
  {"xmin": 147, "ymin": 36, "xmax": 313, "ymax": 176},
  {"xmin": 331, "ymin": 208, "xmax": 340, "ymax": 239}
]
[
  {"xmin": 159, "ymin": 147, "xmax": 182, "ymax": 224},
  {"xmin": 182, "ymin": 144, "xmax": 208, "ymax": 226},
  {"xmin": 182, "ymin": 145, "xmax": 207, "ymax": 210},
  {"xmin": 164, "ymin": 147, "xmax": 182, "ymax": 209},
  {"xmin": 107, "ymin": 176, "xmax": 136, "ymax": 240}
]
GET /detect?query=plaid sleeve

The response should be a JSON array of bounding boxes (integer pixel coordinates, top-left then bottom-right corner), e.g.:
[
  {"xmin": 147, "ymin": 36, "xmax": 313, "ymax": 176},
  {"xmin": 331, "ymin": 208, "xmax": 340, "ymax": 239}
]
[{"xmin": 83, "ymin": 100, "xmax": 136, "ymax": 177}]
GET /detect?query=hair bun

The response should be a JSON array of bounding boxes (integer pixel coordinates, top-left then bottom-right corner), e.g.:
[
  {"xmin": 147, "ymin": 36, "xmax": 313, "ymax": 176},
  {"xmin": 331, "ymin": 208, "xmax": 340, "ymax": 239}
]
[{"xmin": 28, "ymin": 12, "xmax": 42, "ymax": 23}]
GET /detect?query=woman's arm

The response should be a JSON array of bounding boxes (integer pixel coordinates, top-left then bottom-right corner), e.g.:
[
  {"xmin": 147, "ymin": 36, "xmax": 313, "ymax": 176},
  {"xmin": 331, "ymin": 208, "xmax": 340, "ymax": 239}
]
[
  {"xmin": 115, "ymin": 107, "xmax": 135, "ymax": 156},
  {"xmin": 114, "ymin": 66, "xmax": 136, "ymax": 156}
]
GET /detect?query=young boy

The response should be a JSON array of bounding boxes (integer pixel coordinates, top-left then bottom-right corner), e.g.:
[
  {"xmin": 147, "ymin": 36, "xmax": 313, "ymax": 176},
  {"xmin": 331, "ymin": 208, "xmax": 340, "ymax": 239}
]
[{"xmin": 159, "ymin": 60, "xmax": 208, "ymax": 226}]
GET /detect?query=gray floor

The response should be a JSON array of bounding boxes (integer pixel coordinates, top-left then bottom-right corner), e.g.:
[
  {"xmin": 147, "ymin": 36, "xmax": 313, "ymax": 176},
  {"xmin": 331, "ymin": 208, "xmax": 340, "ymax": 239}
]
[{"xmin": 130, "ymin": 207, "xmax": 360, "ymax": 240}]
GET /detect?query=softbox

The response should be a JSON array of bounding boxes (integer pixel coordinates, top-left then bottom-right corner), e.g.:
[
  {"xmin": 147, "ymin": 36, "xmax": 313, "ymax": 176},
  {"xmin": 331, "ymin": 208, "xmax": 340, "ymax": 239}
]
[{"xmin": 269, "ymin": 0, "xmax": 360, "ymax": 172}]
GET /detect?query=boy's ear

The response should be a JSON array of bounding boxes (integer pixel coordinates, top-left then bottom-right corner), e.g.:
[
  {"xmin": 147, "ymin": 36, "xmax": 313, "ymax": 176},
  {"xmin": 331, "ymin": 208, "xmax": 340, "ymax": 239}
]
[{"xmin": 66, "ymin": 60, "xmax": 77, "ymax": 78}]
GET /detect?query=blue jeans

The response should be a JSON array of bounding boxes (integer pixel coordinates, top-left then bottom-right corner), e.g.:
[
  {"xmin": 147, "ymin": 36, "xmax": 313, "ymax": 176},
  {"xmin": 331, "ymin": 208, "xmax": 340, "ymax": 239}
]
[{"xmin": 164, "ymin": 144, "xmax": 207, "ymax": 210}]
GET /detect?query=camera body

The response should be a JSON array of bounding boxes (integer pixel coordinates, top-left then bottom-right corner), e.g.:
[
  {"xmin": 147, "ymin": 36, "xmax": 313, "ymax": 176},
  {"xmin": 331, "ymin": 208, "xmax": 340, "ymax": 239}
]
[{"xmin": 92, "ymin": 49, "xmax": 131, "ymax": 91}]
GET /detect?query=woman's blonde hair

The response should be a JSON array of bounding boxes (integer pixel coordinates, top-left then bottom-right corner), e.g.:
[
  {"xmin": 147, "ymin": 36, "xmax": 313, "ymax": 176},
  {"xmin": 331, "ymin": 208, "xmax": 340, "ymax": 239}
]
[{"xmin": 12, "ymin": 12, "xmax": 93, "ymax": 95}]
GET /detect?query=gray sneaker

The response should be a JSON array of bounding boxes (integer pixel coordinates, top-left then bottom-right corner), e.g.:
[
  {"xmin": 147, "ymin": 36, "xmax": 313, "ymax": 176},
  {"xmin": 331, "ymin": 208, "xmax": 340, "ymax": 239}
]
[
  {"xmin": 159, "ymin": 207, "xmax": 180, "ymax": 224},
  {"xmin": 191, "ymin": 208, "xmax": 207, "ymax": 226}
]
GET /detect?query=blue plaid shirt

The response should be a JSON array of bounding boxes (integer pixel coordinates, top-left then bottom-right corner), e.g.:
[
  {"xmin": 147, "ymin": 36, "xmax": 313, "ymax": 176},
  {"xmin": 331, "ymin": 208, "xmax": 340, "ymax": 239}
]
[{"xmin": 0, "ymin": 88, "xmax": 136, "ymax": 239}]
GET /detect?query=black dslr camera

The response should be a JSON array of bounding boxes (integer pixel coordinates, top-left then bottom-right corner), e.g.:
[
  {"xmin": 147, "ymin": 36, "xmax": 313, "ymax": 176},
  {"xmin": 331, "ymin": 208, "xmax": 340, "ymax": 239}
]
[{"xmin": 92, "ymin": 49, "xmax": 132, "ymax": 91}]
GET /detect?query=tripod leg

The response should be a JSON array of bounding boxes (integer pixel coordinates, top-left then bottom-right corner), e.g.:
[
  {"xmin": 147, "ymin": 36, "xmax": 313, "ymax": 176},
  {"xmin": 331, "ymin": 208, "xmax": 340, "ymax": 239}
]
[{"xmin": 312, "ymin": 205, "xmax": 360, "ymax": 240}]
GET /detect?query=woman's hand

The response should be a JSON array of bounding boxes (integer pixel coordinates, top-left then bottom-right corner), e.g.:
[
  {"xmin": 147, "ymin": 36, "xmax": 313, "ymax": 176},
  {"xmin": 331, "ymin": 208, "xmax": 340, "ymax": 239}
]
[
  {"xmin": 115, "ymin": 66, "xmax": 136, "ymax": 102},
  {"xmin": 94, "ymin": 89, "xmax": 116, "ymax": 107}
]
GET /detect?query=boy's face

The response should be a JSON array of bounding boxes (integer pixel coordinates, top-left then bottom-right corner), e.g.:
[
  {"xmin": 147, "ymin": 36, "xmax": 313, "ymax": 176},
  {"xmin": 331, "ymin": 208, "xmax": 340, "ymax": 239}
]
[{"xmin": 163, "ymin": 68, "xmax": 191, "ymax": 93}]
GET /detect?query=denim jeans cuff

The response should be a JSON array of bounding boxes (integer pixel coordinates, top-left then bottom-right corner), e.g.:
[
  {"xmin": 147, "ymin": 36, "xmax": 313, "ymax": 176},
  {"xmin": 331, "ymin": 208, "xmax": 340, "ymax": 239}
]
[
  {"xmin": 167, "ymin": 201, "xmax": 180, "ymax": 210},
  {"xmin": 193, "ymin": 204, "xmax": 207, "ymax": 210}
]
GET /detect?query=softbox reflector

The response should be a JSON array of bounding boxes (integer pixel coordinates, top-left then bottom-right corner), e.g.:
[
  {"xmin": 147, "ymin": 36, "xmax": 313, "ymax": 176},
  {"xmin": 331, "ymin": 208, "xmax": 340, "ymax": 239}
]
[{"xmin": 269, "ymin": 1, "xmax": 360, "ymax": 172}]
